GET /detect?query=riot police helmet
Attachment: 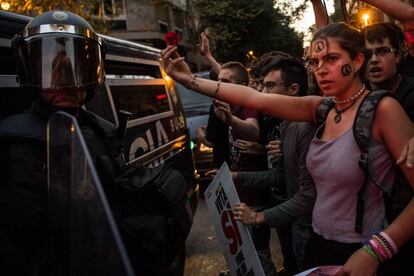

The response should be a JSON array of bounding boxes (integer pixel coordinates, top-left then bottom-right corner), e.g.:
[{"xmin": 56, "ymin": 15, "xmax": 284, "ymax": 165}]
[{"xmin": 13, "ymin": 10, "xmax": 104, "ymax": 104}]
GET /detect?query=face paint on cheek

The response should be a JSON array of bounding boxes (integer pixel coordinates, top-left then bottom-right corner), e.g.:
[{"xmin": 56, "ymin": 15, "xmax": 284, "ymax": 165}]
[
  {"xmin": 314, "ymin": 41, "xmax": 325, "ymax": 53},
  {"xmin": 341, "ymin": 64, "xmax": 352, "ymax": 77}
]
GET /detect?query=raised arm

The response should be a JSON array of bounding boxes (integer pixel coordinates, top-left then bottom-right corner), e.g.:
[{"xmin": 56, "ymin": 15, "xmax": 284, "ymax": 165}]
[
  {"xmin": 200, "ymin": 32, "xmax": 222, "ymax": 75},
  {"xmin": 162, "ymin": 46, "xmax": 322, "ymax": 123},
  {"xmin": 360, "ymin": 0, "xmax": 414, "ymax": 31},
  {"xmin": 310, "ymin": 0, "xmax": 330, "ymax": 30},
  {"xmin": 213, "ymin": 100, "xmax": 259, "ymax": 141}
]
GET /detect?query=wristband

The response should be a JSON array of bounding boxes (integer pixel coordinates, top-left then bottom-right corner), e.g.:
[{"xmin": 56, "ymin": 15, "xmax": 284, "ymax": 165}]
[
  {"xmin": 253, "ymin": 212, "xmax": 258, "ymax": 226},
  {"xmin": 363, "ymin": 244, "xmax": 380, "ymax": 263},
  {"xmin": 213, "ymin": 81, "xmax": 221, "ymax": 98},
  {"xmin": 368, "ymin": 239, "xmax": 387, "ymax": 262},
  {"xmin": 187, "ymin": 74, "xmax": 199, "ymax": 90},
  {"xmin": 379, "ymin": 231, "xmax": 398, "ymax": 255}
]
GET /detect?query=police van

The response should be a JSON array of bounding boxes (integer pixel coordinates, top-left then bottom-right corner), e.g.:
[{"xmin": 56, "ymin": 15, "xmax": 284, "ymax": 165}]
[{"xmin": 0, "ymin": 10, "xmax": 199, "ymax": 275}]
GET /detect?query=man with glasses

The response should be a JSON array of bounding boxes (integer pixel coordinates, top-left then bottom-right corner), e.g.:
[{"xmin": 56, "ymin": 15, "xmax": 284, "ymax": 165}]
[
  {"xmin": 363, "ymin": 22, "xmax": 414, "ymax": 272},
  {"xmin": 233, "ymin": 58, "xmax": 316, "ymax": 273},
  {"xmin": 363, "ymin": 22, "xmax": 414, "ymax": 121}
]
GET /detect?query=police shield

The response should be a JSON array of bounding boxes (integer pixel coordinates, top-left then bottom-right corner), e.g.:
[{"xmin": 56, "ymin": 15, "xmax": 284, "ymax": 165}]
[{"xmin": 47, "ymin": 111, "xmax": 134, "ymax": 276}]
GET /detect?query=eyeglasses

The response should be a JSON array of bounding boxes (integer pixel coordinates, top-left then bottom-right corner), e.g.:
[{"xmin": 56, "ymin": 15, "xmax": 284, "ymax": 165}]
[
  {"xmin": 264, "ymin": 81, "xmax": 289, "ymax": 90},
  {"xmin": 364, "ymin": 46, "xmax": 397, "ymax": 60}
]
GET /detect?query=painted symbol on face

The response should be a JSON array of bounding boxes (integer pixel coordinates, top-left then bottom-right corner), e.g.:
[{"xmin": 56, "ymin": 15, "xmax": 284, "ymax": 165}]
[
  {"xmin": 314, "ymin": 41, "xmax": 325, "ymax": 53},
  {"xmin": 341, "ymin": 64, "xmax": 352, "ymax": 77}
]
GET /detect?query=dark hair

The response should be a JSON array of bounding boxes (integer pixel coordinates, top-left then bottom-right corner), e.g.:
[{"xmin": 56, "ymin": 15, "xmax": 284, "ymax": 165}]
[
  {"xmin": 221, "ymin": 61, "xmax": 249, "ymax": 85},
  {"xmin": 362, "ymin": 22, "xmax": 405, "ymax": 52},
  {"xmin": 263, "ymin": 57, "xmax": 308, "ymax": 96},
  {"xmin": 312, "ymin": 23, "xmax": 365, "ymax": 60},
  {"xmin": 209, "ymin": 70, "xmax": 218, "ymax": 81},
  {"xmin": 311, "ymin": 23, "xmax": 366, "ymax": 80},
  {"xmin": 251, "ymin": 51, "xmax": 292, "ymax": 79}
]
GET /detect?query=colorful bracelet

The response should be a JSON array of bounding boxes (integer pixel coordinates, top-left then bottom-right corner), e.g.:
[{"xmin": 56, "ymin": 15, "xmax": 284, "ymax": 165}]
[
  {"xmin": 372, "ymin": 235, "xmax": 393, "ymax": 259},
  {"xmin": 362, "ymin": 245, "xmax": 380, "ymax": 263},
  {"xmin": 379, "ymin": 232, "xmax": 398, "ymax": 255},
  {"xmin": 368, "ymin": 239, "xmax": 387, "ymax": 262}
]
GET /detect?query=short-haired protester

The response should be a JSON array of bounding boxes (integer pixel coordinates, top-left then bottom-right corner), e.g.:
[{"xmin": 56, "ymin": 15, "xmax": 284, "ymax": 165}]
[{"xmin": 162, "ymin": 23, "xmax": 414, "ymax": 275}]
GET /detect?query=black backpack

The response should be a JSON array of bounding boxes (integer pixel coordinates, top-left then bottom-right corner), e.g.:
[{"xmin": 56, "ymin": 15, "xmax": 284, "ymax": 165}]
[
  {"xmin": 316, "ymin": 90, "xmax": 413, "ymax": 234},
  {"xmin": 116, "ymin": 162, "xmax": 192, "ymax": 276}
]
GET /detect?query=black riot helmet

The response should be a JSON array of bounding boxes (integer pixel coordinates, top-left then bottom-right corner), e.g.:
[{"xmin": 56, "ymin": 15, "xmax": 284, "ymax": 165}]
[{"xmin": 13, "ymin": 10, "xmax": 104, "ymax": 103}]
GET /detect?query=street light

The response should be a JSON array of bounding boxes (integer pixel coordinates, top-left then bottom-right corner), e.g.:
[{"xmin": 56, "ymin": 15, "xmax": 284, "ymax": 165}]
[
  {"xmin": 1, "ymin": 1, "xmax": 10, "ymax": 10},
  {"xmin": 362, "ymin": 13, "xmax": 370, "ymax": 27}
]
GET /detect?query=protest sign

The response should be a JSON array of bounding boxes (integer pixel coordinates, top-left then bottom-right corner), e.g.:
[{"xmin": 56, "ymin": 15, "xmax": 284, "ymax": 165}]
[{"xmin": 204, "ymin": 163, "xmax": 265, "ymax": 276}]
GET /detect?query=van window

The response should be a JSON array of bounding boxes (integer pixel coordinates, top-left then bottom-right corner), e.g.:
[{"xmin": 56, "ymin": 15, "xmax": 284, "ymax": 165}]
[
  {"xmin": 110, "ymin": 84, "xmax": 170, "ymax": 120},
  {"xmin": 105, "ymin": 60, "xmax": 162, "ymax": 79}
]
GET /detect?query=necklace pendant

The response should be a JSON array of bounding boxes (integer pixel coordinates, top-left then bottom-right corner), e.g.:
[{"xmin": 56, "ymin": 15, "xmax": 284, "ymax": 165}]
[{"xmin": 334, "ymin": 112, "xmax": 342, "ymax": 123}]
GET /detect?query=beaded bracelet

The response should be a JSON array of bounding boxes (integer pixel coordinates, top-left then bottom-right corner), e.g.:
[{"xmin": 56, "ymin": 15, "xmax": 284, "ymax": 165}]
[
  {"xmin": 372, "ymin": 235, "xmax": 393, "ymax": 259},
  {"xmin": 378, "ymin": 232, "xmax": 398, "ymax": 255}
]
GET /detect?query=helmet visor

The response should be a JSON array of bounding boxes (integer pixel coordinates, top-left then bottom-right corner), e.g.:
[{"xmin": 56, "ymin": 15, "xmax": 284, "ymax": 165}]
[{"xmin": 16, "ymin": 34, "xmax": 104, "ymax": 89}]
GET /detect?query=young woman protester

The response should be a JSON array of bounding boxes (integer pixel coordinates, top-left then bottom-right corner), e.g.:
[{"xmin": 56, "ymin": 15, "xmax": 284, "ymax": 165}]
[{"xmin": 161, "ymin": 23, "xmax": 414, "ymax": 275}]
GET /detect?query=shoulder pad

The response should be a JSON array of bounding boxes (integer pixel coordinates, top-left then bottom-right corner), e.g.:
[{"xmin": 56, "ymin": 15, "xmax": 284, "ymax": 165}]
[
  {"xmin": 81, "ymin": 110, "xmax": 117, "ymax": 138},
  {"xmin": 0, "ymin": 112, "xmax": 46, "ymax": 141}
]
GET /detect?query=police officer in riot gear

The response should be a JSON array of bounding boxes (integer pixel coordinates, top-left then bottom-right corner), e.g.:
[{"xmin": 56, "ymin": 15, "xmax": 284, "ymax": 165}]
[
  {"xmin": 13, "ymin": 10, "xmax": 104, "ymax": 110},
  {"xmin": 0, "ymin": 11, "xmax": 125, "ymax": 275}
]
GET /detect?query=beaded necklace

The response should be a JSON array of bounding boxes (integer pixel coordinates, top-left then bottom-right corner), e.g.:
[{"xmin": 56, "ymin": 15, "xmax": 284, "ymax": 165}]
[
  {"xmin": 333, "ymin": 84, "xmax": 366, "ymax": 105},
  {"xmin": 334, "ymin": 84, "xmax": 366, "ymax": 123}
]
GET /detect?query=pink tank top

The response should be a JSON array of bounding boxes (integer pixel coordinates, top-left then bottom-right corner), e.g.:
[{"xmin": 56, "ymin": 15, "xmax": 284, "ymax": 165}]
[{"xmin": 306, "ymin": 125, "xmax": 395, "ymax": 243}]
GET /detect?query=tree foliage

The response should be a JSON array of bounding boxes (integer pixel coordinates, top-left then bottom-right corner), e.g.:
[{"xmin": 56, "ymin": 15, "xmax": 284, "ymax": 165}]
[
  {"xmin": 6, "ymin": 0, "xmax": 110, "ymax": 33},
  {"xmin": 195, "ymin": 0, "xmax": 306, "ymax": 63}
]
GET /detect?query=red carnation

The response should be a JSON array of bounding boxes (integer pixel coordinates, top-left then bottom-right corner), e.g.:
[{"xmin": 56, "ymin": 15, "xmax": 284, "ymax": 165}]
[
  {"xmin": 164, "ymin": 31, "xmax": 180, "ymax": 46},
  {"xmin": 405, "ymin": 31, "xmax": 414, "ymax": 46}
]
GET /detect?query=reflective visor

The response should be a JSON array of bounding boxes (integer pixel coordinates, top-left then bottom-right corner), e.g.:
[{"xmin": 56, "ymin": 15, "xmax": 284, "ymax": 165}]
[{"xmin": 16, "ymin": 34, "xmax": 104, "ymax": 89}]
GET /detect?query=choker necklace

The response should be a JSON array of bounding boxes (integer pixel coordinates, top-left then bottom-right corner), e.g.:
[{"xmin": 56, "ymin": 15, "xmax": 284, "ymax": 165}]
[
  {"xmin": 333, "ymin": 84, "xmax": 366, "ymax": 105},
  {"xmin": 334, "ymin": 84, "xmax": 366, "ymax": 123}
]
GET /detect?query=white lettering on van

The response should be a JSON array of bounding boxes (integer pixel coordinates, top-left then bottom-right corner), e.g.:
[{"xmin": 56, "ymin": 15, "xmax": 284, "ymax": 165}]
[
  {"xmin": 129, "ymin": 120, "xmax": 170, "ymax": 166},
  {"xmin": 156, "ymin": 120, "xmax": 169, "ymax": 145},
  {"xmin": 129, "ymin": 137, "xmax": 148, "ymax": 160}
]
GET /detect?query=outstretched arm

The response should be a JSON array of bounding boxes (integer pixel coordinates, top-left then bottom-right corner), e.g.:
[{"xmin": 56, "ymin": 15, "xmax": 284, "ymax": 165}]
[
  {"xmin": 360, "ymin": 0, "xmax": 414, "ymax": 31},
  {"xmin": 162, "ymin": 46, "xmax": 322, "ymax": 123}
]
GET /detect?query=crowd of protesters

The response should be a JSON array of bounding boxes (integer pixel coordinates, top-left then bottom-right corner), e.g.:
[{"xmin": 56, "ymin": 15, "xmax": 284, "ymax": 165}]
[
  {"xmin": 1, "ymin": 0, "xmax": 414, "ymax": 275},
  {"xmin": 163, "ymin": 0, "xmax": 414, "ymax": 275}
]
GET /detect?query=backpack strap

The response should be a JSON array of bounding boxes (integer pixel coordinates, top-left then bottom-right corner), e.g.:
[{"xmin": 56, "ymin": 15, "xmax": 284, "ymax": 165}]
[
  {"xmin": 353, "ymin": 89, "xmax": 389, "ymax": 234},
  {"xmin": 315, "ymin": 97, "xmax": 335, "ymax": 127}
]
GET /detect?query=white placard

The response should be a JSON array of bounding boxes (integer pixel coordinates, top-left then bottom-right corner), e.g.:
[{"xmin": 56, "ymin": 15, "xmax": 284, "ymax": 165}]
[
  {"xmin": 295, "ymin": 265, "xmax": 342, "ymax": 275},
  {"xmin": 204, "ymin": 163, "xmax": 265, "ymax": 276}
]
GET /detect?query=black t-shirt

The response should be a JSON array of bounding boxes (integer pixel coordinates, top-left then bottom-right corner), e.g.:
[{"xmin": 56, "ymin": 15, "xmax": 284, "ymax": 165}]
[
  {"xmin": 205, "ymin": 104, "xmax": 230, "ymax": 167},
  {"xmin": 399, "ymin": 54, "xmax": 414, "ymax": 78}
]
